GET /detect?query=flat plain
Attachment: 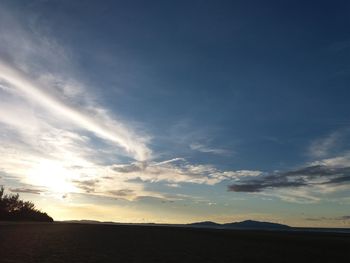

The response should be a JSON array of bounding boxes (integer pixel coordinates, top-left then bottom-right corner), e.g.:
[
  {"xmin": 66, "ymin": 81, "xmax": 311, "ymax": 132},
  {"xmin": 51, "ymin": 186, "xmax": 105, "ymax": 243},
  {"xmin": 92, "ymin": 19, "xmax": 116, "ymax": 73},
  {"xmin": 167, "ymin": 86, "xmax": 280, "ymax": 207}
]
[{"xmin": 0, "ymin": 222, "xmax": 348, "ymax": 263}]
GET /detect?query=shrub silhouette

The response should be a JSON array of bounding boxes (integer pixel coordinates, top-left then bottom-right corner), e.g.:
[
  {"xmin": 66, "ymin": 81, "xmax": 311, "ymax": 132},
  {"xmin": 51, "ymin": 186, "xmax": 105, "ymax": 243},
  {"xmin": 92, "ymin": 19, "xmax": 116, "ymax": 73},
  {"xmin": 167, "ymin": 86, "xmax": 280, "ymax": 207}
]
[{"xmin": 0, "ymin": 186, "xmax": 53, "ymax": 222}]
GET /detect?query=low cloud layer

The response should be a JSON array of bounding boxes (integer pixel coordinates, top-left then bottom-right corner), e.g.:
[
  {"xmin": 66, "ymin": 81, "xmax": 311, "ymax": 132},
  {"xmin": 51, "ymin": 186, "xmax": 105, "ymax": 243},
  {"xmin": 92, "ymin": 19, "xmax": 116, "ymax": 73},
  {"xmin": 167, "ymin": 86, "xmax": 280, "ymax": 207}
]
[
  {"xmin": 306, "ymin": 215, "xmax": 350, "ymax": 221},
  {"xmin": 111, "ymin": 160, "xmax": 261, "ymax": 185},
  {"xmin": 228, "ymin": 165, "xmax": 350, "ymax": 193}
]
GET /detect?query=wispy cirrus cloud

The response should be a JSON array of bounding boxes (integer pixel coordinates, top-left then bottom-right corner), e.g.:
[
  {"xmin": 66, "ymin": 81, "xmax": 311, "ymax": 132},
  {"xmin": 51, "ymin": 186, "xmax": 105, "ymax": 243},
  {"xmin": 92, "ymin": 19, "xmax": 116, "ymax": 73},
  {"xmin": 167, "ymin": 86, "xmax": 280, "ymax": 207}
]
[
  {"xmin": 0, "ymin": 4, "xmax": 151, "ymax": 161},
  {"xmin": 0, "ymin": 63, "xmax": 151, "ymax": 160},
  {"xmin": 308, "ymin": 131, "xmax": 343, "ymax": 158},
  {"xmin": 0, "ymin": 62, "xmax": 151, "ymax": 161},
  {"xmin": 190, "ymin": 143, "xmax": 231, "ymax": 155}
]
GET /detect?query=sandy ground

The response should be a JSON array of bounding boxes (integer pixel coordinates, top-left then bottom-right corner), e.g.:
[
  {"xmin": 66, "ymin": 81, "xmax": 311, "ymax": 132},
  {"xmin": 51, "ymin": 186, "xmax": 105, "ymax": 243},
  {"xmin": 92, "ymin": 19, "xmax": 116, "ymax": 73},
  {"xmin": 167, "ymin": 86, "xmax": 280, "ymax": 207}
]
[{"xmin": 0, "ymin": 222, "xmax": 349, "ymax": 262}]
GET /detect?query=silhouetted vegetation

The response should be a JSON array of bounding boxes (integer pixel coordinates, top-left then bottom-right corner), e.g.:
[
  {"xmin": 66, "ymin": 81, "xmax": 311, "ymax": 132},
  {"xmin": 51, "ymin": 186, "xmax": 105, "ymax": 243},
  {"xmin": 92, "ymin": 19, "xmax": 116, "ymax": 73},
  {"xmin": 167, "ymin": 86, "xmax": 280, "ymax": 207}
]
[{"xmin": 0, "ymin": 186, "xmax": 53, "ymax": 222}]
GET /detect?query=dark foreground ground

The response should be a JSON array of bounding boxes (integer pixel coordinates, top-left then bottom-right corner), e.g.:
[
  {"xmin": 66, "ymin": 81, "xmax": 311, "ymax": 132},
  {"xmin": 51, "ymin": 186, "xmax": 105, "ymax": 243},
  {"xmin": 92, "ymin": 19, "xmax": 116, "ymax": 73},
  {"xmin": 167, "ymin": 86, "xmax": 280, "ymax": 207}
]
[{"xmin": 0, "ymin": 223, "xmax": 349, "ymax": 263}]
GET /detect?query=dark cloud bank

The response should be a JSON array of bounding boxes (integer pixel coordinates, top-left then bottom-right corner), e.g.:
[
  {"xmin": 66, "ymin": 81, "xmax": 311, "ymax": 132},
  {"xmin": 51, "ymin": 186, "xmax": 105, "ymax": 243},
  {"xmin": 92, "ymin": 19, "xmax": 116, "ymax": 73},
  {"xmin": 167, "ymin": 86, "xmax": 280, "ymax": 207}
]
[{"xmin": 228, "ymin": 165, "xmax": 350, "ymax": 192}]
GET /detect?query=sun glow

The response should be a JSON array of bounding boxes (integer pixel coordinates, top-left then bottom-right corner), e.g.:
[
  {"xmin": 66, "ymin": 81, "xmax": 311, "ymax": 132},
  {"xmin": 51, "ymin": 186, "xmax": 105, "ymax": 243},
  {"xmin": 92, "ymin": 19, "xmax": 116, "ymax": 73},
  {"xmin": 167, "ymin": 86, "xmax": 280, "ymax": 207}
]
[{"xmin": 26, "ymin": 159, "xmax": 78, "ymax": 194}]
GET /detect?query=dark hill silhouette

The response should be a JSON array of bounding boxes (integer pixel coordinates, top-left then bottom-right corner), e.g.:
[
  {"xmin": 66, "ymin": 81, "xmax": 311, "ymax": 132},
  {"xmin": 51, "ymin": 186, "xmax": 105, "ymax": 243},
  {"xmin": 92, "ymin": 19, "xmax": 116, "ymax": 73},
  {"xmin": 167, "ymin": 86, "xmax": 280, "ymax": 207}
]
[
  {"xmin": 0, "ymin": 186, "xmax": 53, "ymax": 222},
  {"xmin": 189, "ymin": 221, "xmax": 221, "ymax": 227},
  {"xmin": 189, "ymin": 220, "xmax": 290, "ymax": 230},
  {"xmin": 224, "ymin": 220, "xmax": 290, "ymax": 230}
]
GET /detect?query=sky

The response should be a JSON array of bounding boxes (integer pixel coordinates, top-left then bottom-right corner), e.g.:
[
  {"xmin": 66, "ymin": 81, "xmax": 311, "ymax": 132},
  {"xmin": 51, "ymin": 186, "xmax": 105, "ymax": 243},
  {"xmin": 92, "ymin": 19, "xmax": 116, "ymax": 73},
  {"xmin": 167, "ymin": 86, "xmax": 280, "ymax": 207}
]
[{"xmin": 0, "ymin": 0, "xmax": 349, "ymax": 227}]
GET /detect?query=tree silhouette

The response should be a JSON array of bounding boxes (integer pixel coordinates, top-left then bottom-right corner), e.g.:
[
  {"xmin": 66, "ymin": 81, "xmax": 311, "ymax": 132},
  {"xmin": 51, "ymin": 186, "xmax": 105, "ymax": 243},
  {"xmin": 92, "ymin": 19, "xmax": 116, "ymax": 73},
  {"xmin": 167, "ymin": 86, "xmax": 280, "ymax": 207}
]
[{"xmin": 0, "ymin": 186, "xmax": 53, "ymax": 222}]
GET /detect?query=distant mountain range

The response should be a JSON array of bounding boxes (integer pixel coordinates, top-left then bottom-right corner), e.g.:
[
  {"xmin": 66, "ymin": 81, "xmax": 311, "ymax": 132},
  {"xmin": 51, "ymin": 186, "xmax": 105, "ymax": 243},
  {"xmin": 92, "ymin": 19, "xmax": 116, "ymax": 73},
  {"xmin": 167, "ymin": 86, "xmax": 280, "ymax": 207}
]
[
  {"xmin": 188, "ymin": 220, "xmax": 291, "ymax": 230},
  {"xmin": 60, "ymin": 219, "xmax": 350, "ymax": 233},
  {"xmin": 62, "ymin": 219, "xmax": 290, "ymax": 230}
]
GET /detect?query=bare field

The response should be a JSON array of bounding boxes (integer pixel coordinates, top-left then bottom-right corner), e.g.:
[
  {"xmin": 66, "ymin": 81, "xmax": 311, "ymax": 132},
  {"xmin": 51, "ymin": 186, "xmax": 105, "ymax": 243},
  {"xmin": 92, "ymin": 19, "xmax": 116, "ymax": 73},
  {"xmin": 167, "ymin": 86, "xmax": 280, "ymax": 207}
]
[{"xmin": 0, "ymin": 223, "xmax": 348, "ymax": 263}]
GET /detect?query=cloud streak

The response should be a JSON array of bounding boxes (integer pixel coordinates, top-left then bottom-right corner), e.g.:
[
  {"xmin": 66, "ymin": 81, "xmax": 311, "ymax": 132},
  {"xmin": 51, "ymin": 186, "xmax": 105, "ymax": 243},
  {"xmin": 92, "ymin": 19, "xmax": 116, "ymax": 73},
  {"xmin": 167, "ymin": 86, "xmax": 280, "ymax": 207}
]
[
  {"xmin": 306, "ymin": 215, "xmax": 350, "ymax": 221},
  {"xmin": 9, "ymin": 187, "xmax": 44, "ymax": 195},
  {"xmin": 190, "ymin": 143, "xmax": 230, "ymax": 155},
  {"xmin": 0, "ymin": 61, "xmax": 151, "ymax": 161},
  {"xmin": 111, "ymin": 159, "xmax": 261, "ymax": 185}
]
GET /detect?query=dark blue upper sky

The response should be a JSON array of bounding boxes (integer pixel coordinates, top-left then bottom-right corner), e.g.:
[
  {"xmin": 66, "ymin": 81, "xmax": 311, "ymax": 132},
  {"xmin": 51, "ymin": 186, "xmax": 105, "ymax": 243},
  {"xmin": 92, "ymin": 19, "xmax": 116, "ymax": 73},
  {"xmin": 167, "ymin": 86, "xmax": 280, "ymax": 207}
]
[{"xmin": 20, "ymin": 0, "xmax": 350, "ymax": 171}]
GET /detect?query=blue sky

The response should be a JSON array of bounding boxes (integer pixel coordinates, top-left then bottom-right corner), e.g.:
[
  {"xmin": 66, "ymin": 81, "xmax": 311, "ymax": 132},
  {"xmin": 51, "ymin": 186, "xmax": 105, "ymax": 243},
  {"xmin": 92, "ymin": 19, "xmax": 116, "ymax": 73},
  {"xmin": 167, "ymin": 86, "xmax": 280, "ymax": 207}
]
[{"xmin": 0, "ymin": 0, "xmax": 350, "ymax": 226}]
